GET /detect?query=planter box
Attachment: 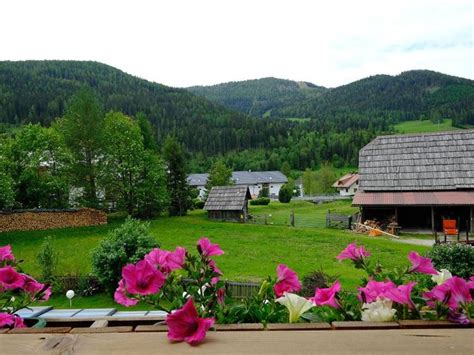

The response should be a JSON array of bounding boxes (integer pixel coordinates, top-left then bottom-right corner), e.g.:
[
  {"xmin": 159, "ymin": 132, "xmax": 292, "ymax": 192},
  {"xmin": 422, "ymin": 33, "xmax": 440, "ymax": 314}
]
[
  {"xmin": 1, "ymin": 328, "xmax": 472, "ymax": 354},
  {"xmin": 266, "ymin": 323, "xmax": 331, "ymax": 331},
  {"xmin": 332, "ymin": 321, "xmax": 399, "ymax": 330},
  {"xmin": 398, "ymin": 320, "xmax": 474, "ymax": 329},
  {"xmin": 8, "ymin": 327, "xmax": 72, "ymax": 334}
]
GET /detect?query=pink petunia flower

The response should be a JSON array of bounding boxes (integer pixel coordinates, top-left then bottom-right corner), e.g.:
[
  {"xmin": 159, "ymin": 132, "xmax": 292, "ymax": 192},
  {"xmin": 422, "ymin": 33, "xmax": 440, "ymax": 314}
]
[
  {"xmin": 385, "ymin": 282, "xmax": 417, "ymax": 309},
  {"xmin": 197, "ymin": 238, "xmax": 224, "ymax": 257},
  {"xmin": 0, "ymin": 266, "xmax": 25, "ymax": 290},
  {"xmin": 0, "ymin": 313, "xmax": 14, "ymax": 328},
  {"xmin": 407, "ymin": 252, "xmax": 437, "ymax": 275},
  {"xmin": 122, "ymin": 260, "xmax": 166, "ymax": 296},
  {"xmin": 358, "ymin": 280, "xmax": 396, "ymax": 303},
  {"xmin": 21, "ymin": 275, "xmax": 51, "ymax": 301},
  {"xmin": 145, "ymin": 247, "xmax": 186, "ymax": 273},
  {"xmin": 0, "ymin": 313, "xmax": 25, "ymax": 329},
  {"xmin": 310, "ymin": 280, "xmax": 341, "ymax": 308},
  {"xmin": 217, "ymin": 288, "xmax": 226, "ymax": 305},
  {"xmin": 273, "ymin": 264, "xmax": 301, "ymax": 297},
  {"xmin": 424, "ymin": 276, "xmax": 473, "ymax": 310},
  {"xmin": 114, "ymin": 279, "xmax": 139, "ymax": 307},
  {"xmin": 0, "ymin": 245, "xmax": 14, "ymax": 262},
  {"xmin": 166, "ymin": 298, "xmax": 215, "ymax": 345},
  {"xmin": 336, "ymin": 243, "xmax": 371, "ymax": 261},
  {"xmin": 208, "ymin": 259, "xmax": 222, "ymax": 275},
  {"xmin": 13, "ymin": 316, "xmax": 26, "ymax": 328}
]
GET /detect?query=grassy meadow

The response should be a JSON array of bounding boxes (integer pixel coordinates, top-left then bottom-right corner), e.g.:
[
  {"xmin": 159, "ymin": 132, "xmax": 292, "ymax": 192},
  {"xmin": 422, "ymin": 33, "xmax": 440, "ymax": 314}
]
[
  {"xmin": 394, "ymin": 118, "xmax": 460, "ymax": 134},
  {"xmin": 1, "ymin": 200, "xmax": 430, "ymax": 308}
]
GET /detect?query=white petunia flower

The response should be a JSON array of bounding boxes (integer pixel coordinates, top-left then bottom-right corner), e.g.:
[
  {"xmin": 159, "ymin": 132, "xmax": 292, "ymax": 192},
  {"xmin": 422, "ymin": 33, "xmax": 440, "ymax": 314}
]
[
  {"xmin": 431, "ymin": 269, "xmax": 452, "ymax": 285},
  {"xmin": 276, "ymin": 293, "xmax": 314, "ymax": 323},
  {"xmin": 361, "ymin": 297, "xmax": 396, "ymax": 322}
]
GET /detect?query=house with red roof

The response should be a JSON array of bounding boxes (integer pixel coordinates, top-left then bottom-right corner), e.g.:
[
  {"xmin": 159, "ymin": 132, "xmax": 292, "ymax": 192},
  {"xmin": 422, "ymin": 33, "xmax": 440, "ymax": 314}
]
[{"xmin": 332, "ymin": 173, "xmax": 359, "ymax": 196}]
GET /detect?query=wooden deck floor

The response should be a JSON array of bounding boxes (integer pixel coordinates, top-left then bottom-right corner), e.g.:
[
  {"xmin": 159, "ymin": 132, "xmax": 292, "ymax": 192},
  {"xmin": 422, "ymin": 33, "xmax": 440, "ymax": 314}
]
[{"xmin": 1, "ymin": 329, "xmax": 473, "ymax": 354}]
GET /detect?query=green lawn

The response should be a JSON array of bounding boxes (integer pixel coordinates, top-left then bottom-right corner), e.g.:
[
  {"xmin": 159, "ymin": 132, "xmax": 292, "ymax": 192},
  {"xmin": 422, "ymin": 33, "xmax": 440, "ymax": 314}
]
[
  {"xmin": 394, "ymin": 119, "xmax": 460, "ymax": 134},
  {"xmin": 1, "ymin": 200, "xmax": 429, "ymax": 308}
]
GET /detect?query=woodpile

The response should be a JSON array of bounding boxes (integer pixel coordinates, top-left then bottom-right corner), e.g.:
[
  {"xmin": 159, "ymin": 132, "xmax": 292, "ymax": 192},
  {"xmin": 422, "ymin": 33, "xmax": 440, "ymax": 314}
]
[
  {"xmin": 0, "ymin": 208, "xmax": 107, "ymax": 233},
  {"xmin": 353, "ymin": 219, "xmax": 382, "ymax": 233}
]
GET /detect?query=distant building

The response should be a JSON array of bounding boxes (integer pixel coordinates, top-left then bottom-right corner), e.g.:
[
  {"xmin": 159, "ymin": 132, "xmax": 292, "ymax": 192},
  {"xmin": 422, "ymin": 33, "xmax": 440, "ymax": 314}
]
[
  {"xmin": 204, "ymin": 186, "xmax": 251, "ymax": 222},
  {"xmin": 332, "ymin": 173, "xmax": 359, "ymax": 196},
  {"xmin": 353, "ymin": 130, "xmax": 474, "ymax": 236},
  {"xmin": 188, "ymin": 171, "xmax": 288, "ymax": 199}
]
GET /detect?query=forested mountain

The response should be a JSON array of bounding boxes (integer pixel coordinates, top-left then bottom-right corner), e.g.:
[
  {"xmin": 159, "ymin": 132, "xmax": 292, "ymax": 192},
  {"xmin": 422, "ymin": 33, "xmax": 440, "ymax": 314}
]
[
  {"xmin": 188, "ymin": 71, "xmax": 474, "ymax": 126},
  {"xmin": 0, "ymin": 61, "xmax": 292, "ymax": 155},
  {"xmin": 188, "ymin": 78, "xmax": 326, "ymax": 117},
  {"xmin": 0, "ymin": 60, "xmax": 373, "ymax": 171},
  {"xmin": 2, "ymin": 61, "xmax": 471, "ymax": 174}
]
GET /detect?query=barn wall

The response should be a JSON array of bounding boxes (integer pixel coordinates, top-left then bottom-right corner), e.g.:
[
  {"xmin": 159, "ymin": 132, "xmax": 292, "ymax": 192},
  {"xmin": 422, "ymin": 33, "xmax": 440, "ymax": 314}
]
[
  {"xmin": 208, "ymin": 210, "xmax": 245, "ymax": 222},
  {"xmin": 0, "ymin": 208, "xmax": 107, "ymax": 233}
]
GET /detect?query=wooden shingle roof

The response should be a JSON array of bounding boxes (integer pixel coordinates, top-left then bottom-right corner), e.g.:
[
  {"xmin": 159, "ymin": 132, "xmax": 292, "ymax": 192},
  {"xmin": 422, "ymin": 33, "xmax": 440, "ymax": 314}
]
[
  {"xmin": 359, "ymin": 130, "xmax": 474, "ymax": 191},
  {"xmin": 204, "ymin": 186, "xmax": 251, "ymax": 211}
]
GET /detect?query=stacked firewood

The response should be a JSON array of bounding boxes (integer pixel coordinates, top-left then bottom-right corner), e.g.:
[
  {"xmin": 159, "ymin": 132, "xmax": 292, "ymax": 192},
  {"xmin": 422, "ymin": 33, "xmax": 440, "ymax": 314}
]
[
  {"xmin": 0, "ymin": 208, "xmax": 107, "ymax": 233},
  {"xmin": 353, "ymin": 219, "xmax": 383, "ymax": 233}
]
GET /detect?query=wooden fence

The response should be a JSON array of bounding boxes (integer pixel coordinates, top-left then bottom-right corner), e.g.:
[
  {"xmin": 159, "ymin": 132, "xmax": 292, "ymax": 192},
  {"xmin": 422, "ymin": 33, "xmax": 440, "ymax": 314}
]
[
  {"xmin": 225, "ymin": 281, "xmax": 260, "ymax": 298},
  {"xmin": 325, "ymin": 212, "xmax": 354, "ymax": 229}
]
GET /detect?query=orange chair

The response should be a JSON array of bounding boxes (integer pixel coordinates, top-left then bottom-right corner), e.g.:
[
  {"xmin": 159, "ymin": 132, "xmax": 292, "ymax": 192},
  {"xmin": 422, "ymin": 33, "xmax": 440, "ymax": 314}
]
[{"xmin": 443, "ymin": 219, "xmax": 459, "ymax": 242}]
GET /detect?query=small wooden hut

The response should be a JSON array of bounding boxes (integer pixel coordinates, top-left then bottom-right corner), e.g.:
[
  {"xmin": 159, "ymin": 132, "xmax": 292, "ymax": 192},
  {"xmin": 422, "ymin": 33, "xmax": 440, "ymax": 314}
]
[{"xmin": 204, "ymin": 186, "xmax": 251, "ymax": 222}]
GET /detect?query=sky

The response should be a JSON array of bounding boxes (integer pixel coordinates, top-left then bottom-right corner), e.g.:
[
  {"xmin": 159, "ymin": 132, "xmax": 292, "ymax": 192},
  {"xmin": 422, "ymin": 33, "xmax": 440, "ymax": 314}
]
[{"xmin": 1, "ymin": 0, "xmax": 473, "ymax": 88}]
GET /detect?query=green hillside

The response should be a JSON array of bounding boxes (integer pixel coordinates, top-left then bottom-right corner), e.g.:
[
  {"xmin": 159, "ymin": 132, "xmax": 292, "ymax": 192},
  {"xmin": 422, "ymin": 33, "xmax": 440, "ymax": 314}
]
[
  {"xmin": 189, "ymin": 71, "xmax": 474, "ymax": 126},
  {"xmin": 188, "ymin": 77, "xmax": 326, "ymax": 118}
]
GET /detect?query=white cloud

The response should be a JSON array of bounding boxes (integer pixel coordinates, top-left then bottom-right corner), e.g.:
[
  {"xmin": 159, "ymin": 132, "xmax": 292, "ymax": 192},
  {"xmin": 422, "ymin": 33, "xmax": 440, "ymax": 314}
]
[{"xmin": 0, "ymin": 0, "xmax": 472, "ymax": 87}]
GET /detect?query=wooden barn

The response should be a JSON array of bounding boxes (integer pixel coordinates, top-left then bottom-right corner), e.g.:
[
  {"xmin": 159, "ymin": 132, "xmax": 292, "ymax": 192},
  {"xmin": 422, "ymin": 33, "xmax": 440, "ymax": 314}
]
[
  {"xmin": 204, "ymin": 186, "xmax": 251, "ymax": 222},
  {"xmin": 353, "ymin": 130, "xmax": 474, "ymax": 241}
]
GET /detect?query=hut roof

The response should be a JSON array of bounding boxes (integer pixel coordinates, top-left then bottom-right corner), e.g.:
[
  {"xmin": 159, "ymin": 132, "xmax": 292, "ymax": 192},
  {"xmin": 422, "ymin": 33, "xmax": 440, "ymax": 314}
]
[
  {"xmin": 204, "ymin": 186, "xmax": 251, "ymax": 211},
  {"xmin": 358, "ymin": 130, "xmax": 474, "ymax": 191}
]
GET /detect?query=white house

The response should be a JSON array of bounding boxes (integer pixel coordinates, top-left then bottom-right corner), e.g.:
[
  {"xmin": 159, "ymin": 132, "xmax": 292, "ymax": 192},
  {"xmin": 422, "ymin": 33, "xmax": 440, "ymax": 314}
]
[
  {"xmin": 332, "ymin": 173, "xmax": 359, "ymax": 196},
  {"xmin": 188, "ymin": 171, "xmax": 288, "ymax": 199}
]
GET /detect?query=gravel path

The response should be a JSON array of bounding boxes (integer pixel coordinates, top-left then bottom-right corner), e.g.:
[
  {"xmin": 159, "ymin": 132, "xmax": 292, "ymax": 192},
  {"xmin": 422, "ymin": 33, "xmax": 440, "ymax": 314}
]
[{"xmin": 393, "ymin": 238, "xmax": 434, "ymax": 247}]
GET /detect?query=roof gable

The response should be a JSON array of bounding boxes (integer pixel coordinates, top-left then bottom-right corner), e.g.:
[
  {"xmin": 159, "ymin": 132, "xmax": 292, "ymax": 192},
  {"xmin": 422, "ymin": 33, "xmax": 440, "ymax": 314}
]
[
  {"xmin": 203, "ymin": 186, "xmax": 251, "ymax": 211},
  {"xmin": 359, "ymin": 130, "xmax": 474, "ymax": 191},
  {"xmin": 332, "ymin": 173, "xmax": 359, "ymax": 188}
]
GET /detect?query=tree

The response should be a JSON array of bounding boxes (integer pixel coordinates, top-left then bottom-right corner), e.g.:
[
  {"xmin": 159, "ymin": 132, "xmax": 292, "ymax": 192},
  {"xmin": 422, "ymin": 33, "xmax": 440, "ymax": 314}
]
[
  {"xmin": 136, "ymin": 112, "xmax": 157, "ymax": 151},
  {"xmin": 135, "ymin": 151, "xmax": 169, "ymax": 219},
  {"xmin": 281, "ymin": 161, "xmax": 291, "ymax": 177},
  {"xmin": 302, "ymin": 169, "xmax": 315, "ymax": 195},
  {"xmin": 0, "ymin": 138, "xmax": 15, "ymax": 209},
  {"xmin": 101, "ymin": 112, "xmax": 168, "ymax": 217},
  {"xmin": 8, "ymin": 124, "xmax": 71, "ymax": 208},
  {"xmin": 314, "ymin": 164, "xmax": 337, "ymax": 193},
  {"xmin": 278, "ymin": 183, "xmax": 293, "ymax": 203},
  {"xmin": 58, "ymin": 88, "xmax": 104, "ymax": 208},
  {"xmin": 205, "ymin": 160, "xmax": 233, "ymax": 193},
  {"xmin": 101, "ymin": 112, "xmax": 146, "ymax": 214},
  {"xmin": 162, "ymin": 136, "xmax": 192, "ymax": 216}
]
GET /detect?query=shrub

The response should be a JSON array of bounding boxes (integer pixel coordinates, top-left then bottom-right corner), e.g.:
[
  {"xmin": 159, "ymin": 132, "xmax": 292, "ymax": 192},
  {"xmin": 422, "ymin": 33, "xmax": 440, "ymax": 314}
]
[
  {"xmin": 428, "ymin": 243, "xmax": 474, "ymax": 279},
  {"xmin": 300, "ymin": 269, "xmax": 338, "ymax": 297},
  {"xmin": 258, "ymin": 187, "xmax": 269, "ymax": 198},
  {"xmin": 193, "ymin": 199, "xmax": 205, "ymax": 209},
  {"xmin": 250, "ymin": 197, "xmax": 270, "ymax": 206},
  {"xmin": 91, "ymin": 217, "xmax": 159, "ymax": 293},
  {"xmin": 36, "ymin": 236, "xmax": 58, "ymax": 284},
  {"xmin": 278, "ymin": 184, "xmax": 293, "ymax": 203}
]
